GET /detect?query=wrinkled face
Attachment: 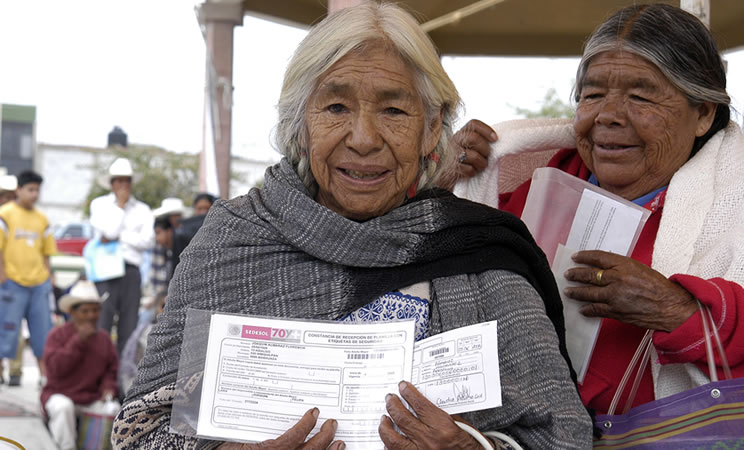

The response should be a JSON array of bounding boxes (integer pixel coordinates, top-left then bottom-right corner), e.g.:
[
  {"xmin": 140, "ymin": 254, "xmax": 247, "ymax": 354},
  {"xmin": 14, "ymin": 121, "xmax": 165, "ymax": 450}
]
[
  {"xmin": 16, "ymin": 183, "xmax": 40, "ymax": 208},
  {"xmin": 305, "ymin": 44, "xmax": 441, "ymax": 220},
  {"xmin": 193, "ymin": 199, "xmax": 212, "ymax": 216},
  {"xmin": 111, "ymin": 176, "xmax": 132, "ymax": 202},
  {"xmin": 71, "ymin": 302, "xmax": 101, "ymax": 327},
  {"xmin": 574, "ymin": 51, "xmax": 714, "ymax": 200}
]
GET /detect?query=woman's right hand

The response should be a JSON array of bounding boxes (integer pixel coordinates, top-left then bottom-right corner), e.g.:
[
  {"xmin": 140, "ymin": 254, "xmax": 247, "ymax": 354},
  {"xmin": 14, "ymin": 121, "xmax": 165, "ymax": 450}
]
[
  {"xmin": 217, "ymin": 408, "xmax": 344, "ymax": 450},
  {"xmin": 451, "ymin": 119, "xmax": 498, "ymax": 179}
]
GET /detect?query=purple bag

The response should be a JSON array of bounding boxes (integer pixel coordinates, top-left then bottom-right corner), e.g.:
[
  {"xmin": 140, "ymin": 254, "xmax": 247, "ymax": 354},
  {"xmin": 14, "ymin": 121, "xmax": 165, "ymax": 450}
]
[
  {"xmin": 77, "ymin": 409, "xmax": 114, "ymax": 450},
  {"xmin": 594, "ymin": 305, "xmax": 744, "ymax": 449}
]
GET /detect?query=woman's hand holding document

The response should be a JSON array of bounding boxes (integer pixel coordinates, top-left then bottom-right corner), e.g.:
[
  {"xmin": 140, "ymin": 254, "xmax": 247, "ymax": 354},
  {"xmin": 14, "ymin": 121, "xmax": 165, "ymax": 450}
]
[
  {"xmin": 522, "ymin": 169, "xmax": 651, "ymax": 383},
  {"xmin": 196, "ymin": 315, "xmax": 500, "ymax": 450}
]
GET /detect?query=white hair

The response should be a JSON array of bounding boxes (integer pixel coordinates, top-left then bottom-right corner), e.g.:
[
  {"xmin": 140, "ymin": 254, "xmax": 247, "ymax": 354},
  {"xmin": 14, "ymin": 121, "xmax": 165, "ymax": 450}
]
[{"xmin": 274, "ymin": 1, "xmax": 461, "ymax": 195}]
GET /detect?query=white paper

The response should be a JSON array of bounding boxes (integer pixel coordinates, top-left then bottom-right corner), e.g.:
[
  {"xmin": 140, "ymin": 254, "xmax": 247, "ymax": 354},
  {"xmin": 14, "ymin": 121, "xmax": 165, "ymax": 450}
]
[
  {"xmin": 197, "ymin": 314, "xmax": 415, "ymax": 449},
  {"xmin": 412, "ymin": 321, "xmax": 501, "ymax": 414},
  {"xmin": 565, "ymin": 188, "xmax": 644, "ymax": 255},
  {"xmin": 553, "ymin": 244, "xmax": 602, "ymax": 383}
]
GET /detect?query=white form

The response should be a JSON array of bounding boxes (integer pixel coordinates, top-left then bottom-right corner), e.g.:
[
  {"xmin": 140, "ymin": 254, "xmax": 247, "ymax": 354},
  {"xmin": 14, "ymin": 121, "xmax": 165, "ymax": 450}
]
[
  {"xmin": 561, "ymin": 189, "xmax": 644, "ymax": 383},
  {"xmin": 552, "ymin": 243, "xmax": 602, "ymax": 383},
  {"xmin": 412, "ymin": 321, "xmax": 501, "ymax": 415},
  {"xmin": 196, "ymin": 314, "xmax": 415, "ymax": 449},
  {"xmin": 565, "ymin": 188, "xmax": 644, "ymax": 254}
]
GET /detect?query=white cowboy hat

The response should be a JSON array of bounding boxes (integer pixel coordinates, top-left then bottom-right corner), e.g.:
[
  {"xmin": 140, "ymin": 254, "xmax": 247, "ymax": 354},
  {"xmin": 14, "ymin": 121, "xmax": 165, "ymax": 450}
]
[
  {"xmin": 59, "ymin": 280, "xmax": 109, "ymax": 313},
  {"xmin": 0, "ymin": 174, "xmax": 17, "ymax": 192},
  {"xmin": 97, "ymin": 157, "xmax": 140, "ymax": 188},
  {"xmin": 108, "ymin": 157, "xmax": 134, "ymax": 178},
  {"xmin": 153, "ymin": 197, "xmax": 185, "ymax": 218}
]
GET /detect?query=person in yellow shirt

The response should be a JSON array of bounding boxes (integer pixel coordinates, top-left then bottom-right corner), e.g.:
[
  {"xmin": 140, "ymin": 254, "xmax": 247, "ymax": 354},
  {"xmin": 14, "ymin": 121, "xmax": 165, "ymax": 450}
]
[{"xmin": 0, "ymin": 170, "xmax": 56, "ymax": 384}]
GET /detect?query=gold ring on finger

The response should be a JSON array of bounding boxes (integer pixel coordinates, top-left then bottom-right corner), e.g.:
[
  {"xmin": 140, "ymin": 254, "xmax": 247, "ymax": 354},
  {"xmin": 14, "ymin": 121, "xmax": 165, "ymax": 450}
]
[{"xmin": 595, "ymin": 269, "xmax": 605, "ymax": 285}]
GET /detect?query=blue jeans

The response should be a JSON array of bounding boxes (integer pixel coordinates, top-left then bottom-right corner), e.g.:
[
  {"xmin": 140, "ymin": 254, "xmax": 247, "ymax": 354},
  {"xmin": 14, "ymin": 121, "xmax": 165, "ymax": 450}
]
[{"xmin": 0, "ymin": 279, "xmax": 52, "ymax": 358}]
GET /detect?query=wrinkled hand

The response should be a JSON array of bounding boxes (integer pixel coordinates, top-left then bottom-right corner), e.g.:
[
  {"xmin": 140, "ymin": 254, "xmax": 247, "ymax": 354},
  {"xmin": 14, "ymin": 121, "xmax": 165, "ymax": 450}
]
[
  {"xmin": 217, "ymin": 408, "xmax": 344, "ymax": 450},
  {"xmin": 76, "ymin": 322, "xmax": 98, "ymax": 341},
  {"xmin": 379, "ymin": 381, "xmax": 482, "ymax": 449},
  {"xmin": 451, "ymin": 119, "xmax": 497, "ymax": 179},
  {"xmin": 563, "ymin": 250, "xmax": 697, "ymax": 332}
]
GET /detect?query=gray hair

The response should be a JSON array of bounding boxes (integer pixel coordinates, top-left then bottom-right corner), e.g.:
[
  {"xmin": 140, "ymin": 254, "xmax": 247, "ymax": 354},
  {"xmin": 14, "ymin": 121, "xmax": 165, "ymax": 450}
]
[
  {"xmin": 274, "ymin": 1, "xmax": 461, "ymax": 195},
  {"xmin": 574, "ymin": 3, "xmax": 730, "ymax": 155}
]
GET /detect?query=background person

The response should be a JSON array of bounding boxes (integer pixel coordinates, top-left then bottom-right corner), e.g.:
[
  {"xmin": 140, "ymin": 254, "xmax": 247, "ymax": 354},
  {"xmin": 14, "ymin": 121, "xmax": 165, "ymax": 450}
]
[
  {"xmin": 0, "ymin": 170, "xmax": 55, "ymax": 387},
  {"xmin": 149, "ymin": 197, "xmax": 183, "ymax": 295},
  {"xmin": 192, "ymin": 192, "xmax": 216, "ymax": 216},
  {"xmin": 89, "ymin": 157, "xmax": 154, "ymax": 354},
  {"xmin": 454, "ymin": 3, "xmax": 744, "ymax": 415},
  {"xmin": 0, "ymin": 172, "xmax": 17, "ymax": 205},
  {"xmin": 0, "ymin": 172, "xmax": 20, "ymax": 386},
  {"xmin": 112, "ymin": 3, "xmax": 591, "ymax": 449},
  {"xmin": 42, "ymin": 280, "xmax": 119, "ymax": 450}
]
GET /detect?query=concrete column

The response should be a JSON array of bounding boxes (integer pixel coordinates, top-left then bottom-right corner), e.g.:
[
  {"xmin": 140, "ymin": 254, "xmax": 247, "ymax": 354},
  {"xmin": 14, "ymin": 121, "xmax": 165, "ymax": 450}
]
[
  {"xmin": 680, "ymin": 0, "xmax": 710, "ymax": 28},
  {"xmin": 198, "ymin": 1, "xmax": 242, "ymax": 198},
  {"xmin": 328, "ymin": 0, "xmax": 364, "ymax": 13}
]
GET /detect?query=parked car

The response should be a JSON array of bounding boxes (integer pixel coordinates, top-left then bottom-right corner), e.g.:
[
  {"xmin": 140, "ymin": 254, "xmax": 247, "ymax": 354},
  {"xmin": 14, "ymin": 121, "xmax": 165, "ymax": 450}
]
[{"xmin": 54, "ymin": 222, "xmax": 93, "ymax": 256}]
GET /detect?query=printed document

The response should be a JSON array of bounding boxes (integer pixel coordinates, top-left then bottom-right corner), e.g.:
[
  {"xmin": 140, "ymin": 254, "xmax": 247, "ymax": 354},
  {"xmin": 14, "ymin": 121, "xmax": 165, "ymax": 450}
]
[
  {"xmin": 552, "ymin": 243, "xmax": 602, "ymax": 383},
  {"xmin": 413, "ymin": 321, "xmax": 501, "ymax": 414},
  {"xmin": 197, "ymin": 315, "xmax": 415, "ymax": 448},
  {"xmin": 560, "ymin": 188, "xmax": 645, "ymax": 382},
  {"xmin": 565, "ymin": 188, "xmax": 644, "ymax": 255},
  {"xmin": 197, "ymin": 315, "xmax": 502, "ymax": 448}
]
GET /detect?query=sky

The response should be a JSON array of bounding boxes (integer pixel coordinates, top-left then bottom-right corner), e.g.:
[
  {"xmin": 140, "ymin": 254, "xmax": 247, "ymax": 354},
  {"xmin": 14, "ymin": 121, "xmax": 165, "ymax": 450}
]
[{"xmin": 1, "ymin": 1, "xmax": 744, "ymax": 164}]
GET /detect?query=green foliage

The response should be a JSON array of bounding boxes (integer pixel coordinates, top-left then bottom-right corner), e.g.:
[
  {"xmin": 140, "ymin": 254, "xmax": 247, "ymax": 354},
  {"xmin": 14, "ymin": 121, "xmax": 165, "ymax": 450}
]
[
  {"xmin": 513, "ymin": 88, "xmax": 575, "ymax": 119},
  {"xmin": 83, "ymin": 145, "xmax": 200, "ymax": 216}
]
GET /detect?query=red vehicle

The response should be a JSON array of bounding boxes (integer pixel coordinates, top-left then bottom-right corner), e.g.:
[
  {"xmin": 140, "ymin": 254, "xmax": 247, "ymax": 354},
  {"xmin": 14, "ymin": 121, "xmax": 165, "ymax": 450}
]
[{"xmin": 54, "ymin": 223, "xmax": 92, "ymax": 256}]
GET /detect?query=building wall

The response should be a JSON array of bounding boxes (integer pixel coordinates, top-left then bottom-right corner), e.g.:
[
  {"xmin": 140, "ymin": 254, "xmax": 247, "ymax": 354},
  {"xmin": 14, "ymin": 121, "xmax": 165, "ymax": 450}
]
[{"xmin": 0, "ymin": 103, "xmax": 36, "ymax": 175}]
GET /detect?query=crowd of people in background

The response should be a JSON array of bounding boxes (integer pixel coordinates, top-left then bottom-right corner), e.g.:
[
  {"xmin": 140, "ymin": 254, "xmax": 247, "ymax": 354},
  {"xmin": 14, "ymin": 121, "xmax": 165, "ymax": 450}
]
[{"xmin": 0, "ymin": 157, "xmax": 216, "ymax": 450}]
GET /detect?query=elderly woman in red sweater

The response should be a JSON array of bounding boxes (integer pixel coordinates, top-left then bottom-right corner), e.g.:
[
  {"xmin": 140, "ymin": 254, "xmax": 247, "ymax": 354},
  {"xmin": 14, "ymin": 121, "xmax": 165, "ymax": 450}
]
[
  {"xmin": 42, "ymin": 280, "xmax": 119, "ymax": 450},
  {"xmin": 452, "ymin": 3, "xmax": 744, "ymax": 416}
]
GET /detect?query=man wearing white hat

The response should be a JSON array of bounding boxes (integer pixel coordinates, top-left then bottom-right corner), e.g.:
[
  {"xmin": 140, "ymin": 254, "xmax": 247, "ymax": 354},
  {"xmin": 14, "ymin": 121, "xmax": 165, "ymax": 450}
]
[
  {"xmin": 0, "ymin": 171, "xmax": 17, "ymax": 205},
  {"xmin": 89, "ymin": 157, "xmax": 154, "ymax": 354},
  {"xmin": 42, "ymin": 280, "xmax": 119, "ymax": 450},
  {"xmin": 0, "ymin": 170, "xmax": 19, "ymax": 385}
]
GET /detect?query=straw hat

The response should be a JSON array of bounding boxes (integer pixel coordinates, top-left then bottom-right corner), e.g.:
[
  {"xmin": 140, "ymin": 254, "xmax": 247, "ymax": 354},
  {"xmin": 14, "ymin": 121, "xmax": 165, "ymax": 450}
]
[
  {"xmin": 59, "ymin": 280, "xmax": 109, "ymax": 313},
  {"xmin": 153, "ymin": 197, "xmax": 185, "ymax": 218}
]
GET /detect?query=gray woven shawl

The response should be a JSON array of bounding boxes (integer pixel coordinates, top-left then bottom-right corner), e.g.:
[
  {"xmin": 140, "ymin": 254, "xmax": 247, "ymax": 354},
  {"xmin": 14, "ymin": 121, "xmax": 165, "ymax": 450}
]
[{"xmin": 124, "ymin": 158, "xmax": 590, "ymax": 448}]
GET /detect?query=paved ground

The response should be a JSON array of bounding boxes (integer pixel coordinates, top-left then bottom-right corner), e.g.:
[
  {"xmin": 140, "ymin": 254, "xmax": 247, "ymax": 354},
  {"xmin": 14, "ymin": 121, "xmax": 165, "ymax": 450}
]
[{"xmin": 0, "ymin": 346, "xmax": 57, "ymax": 450}]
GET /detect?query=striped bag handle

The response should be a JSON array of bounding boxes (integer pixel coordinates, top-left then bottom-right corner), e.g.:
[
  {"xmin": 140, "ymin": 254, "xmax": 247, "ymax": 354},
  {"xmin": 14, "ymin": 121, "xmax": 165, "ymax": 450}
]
[{"xmin": 607, "ymin": 301, "xmax": 731, "ymax": 416}]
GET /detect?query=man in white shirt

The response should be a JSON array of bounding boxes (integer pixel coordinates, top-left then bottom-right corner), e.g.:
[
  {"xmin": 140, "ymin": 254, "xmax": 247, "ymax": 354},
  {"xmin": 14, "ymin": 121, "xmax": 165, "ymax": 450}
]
[{"xmin": 89, "ymin": 158, "xmax": 154, "ymax": 354}]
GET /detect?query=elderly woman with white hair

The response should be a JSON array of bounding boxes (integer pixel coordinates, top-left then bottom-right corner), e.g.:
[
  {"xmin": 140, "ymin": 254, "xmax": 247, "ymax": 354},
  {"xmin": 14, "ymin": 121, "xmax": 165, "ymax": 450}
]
[
  {"xmin": 111, "ymin": 3, "xmax": 591, "ymax": 449},
  {"xmin": 454, "ymin": 2, "xmax": 744, "ymax": 420}
]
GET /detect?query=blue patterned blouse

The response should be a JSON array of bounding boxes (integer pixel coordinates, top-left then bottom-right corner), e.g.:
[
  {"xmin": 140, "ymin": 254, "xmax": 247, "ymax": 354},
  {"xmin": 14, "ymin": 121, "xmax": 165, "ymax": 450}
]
[{"xmin": 339, "ymin": 291, "xmax": 430, "ymax": 341}]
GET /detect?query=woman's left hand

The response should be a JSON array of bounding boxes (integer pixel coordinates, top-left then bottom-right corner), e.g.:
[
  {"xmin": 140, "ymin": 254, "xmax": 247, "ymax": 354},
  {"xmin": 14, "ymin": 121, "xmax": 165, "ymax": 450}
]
[
  {"xmin": 564, "ymin": 250, "xmax": 697, "ymax": 332},
  {"xmin": 379, "ymin": 381, "xmax": 483, "ymax": 449}
]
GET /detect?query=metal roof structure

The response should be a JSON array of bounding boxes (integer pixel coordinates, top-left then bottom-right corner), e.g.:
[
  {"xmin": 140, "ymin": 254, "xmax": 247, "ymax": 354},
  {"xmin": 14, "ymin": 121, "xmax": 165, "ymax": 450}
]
[{"xmin": 238, "ymin": 0, "xmax": 744, "ymax": 56}]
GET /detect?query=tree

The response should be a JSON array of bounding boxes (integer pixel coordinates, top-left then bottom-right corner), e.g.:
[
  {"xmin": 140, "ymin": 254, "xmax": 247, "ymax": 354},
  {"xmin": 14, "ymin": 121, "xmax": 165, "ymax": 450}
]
[
  {"xmin": 513, "ymin": 87, "xmax": 575, "ymax": 119},
  {"xmin": 84, "ymin": 145, "xmax": 200, "ymax": 216}
]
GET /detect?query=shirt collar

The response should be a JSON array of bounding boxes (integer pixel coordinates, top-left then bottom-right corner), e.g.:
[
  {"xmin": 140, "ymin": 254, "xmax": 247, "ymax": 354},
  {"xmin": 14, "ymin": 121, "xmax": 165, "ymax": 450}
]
[
  {"xmin": 587, "ymin": 173, "xmax": 667, "ymax": 210},
  {"xmin": 108, "ymin": 192, "xmax": 135, "ymax": 209}
]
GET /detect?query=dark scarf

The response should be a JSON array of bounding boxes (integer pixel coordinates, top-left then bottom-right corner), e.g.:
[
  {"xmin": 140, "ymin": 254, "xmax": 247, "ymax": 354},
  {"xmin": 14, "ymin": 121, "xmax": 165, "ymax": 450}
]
[{"xmin": 128, "ymin": 160, "xmax": 572, "ymax": 404}]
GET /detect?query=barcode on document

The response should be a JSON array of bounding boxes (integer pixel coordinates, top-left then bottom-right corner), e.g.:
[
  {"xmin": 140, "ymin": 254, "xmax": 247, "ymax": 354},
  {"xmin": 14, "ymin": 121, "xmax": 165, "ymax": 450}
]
[
  {"xmin": 347, "ymin": 353, "xmax": 384, "ymax": 360},
  {"xmin": 429, "ymin": 348, "xmax": 449, "ymax": 357}
]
